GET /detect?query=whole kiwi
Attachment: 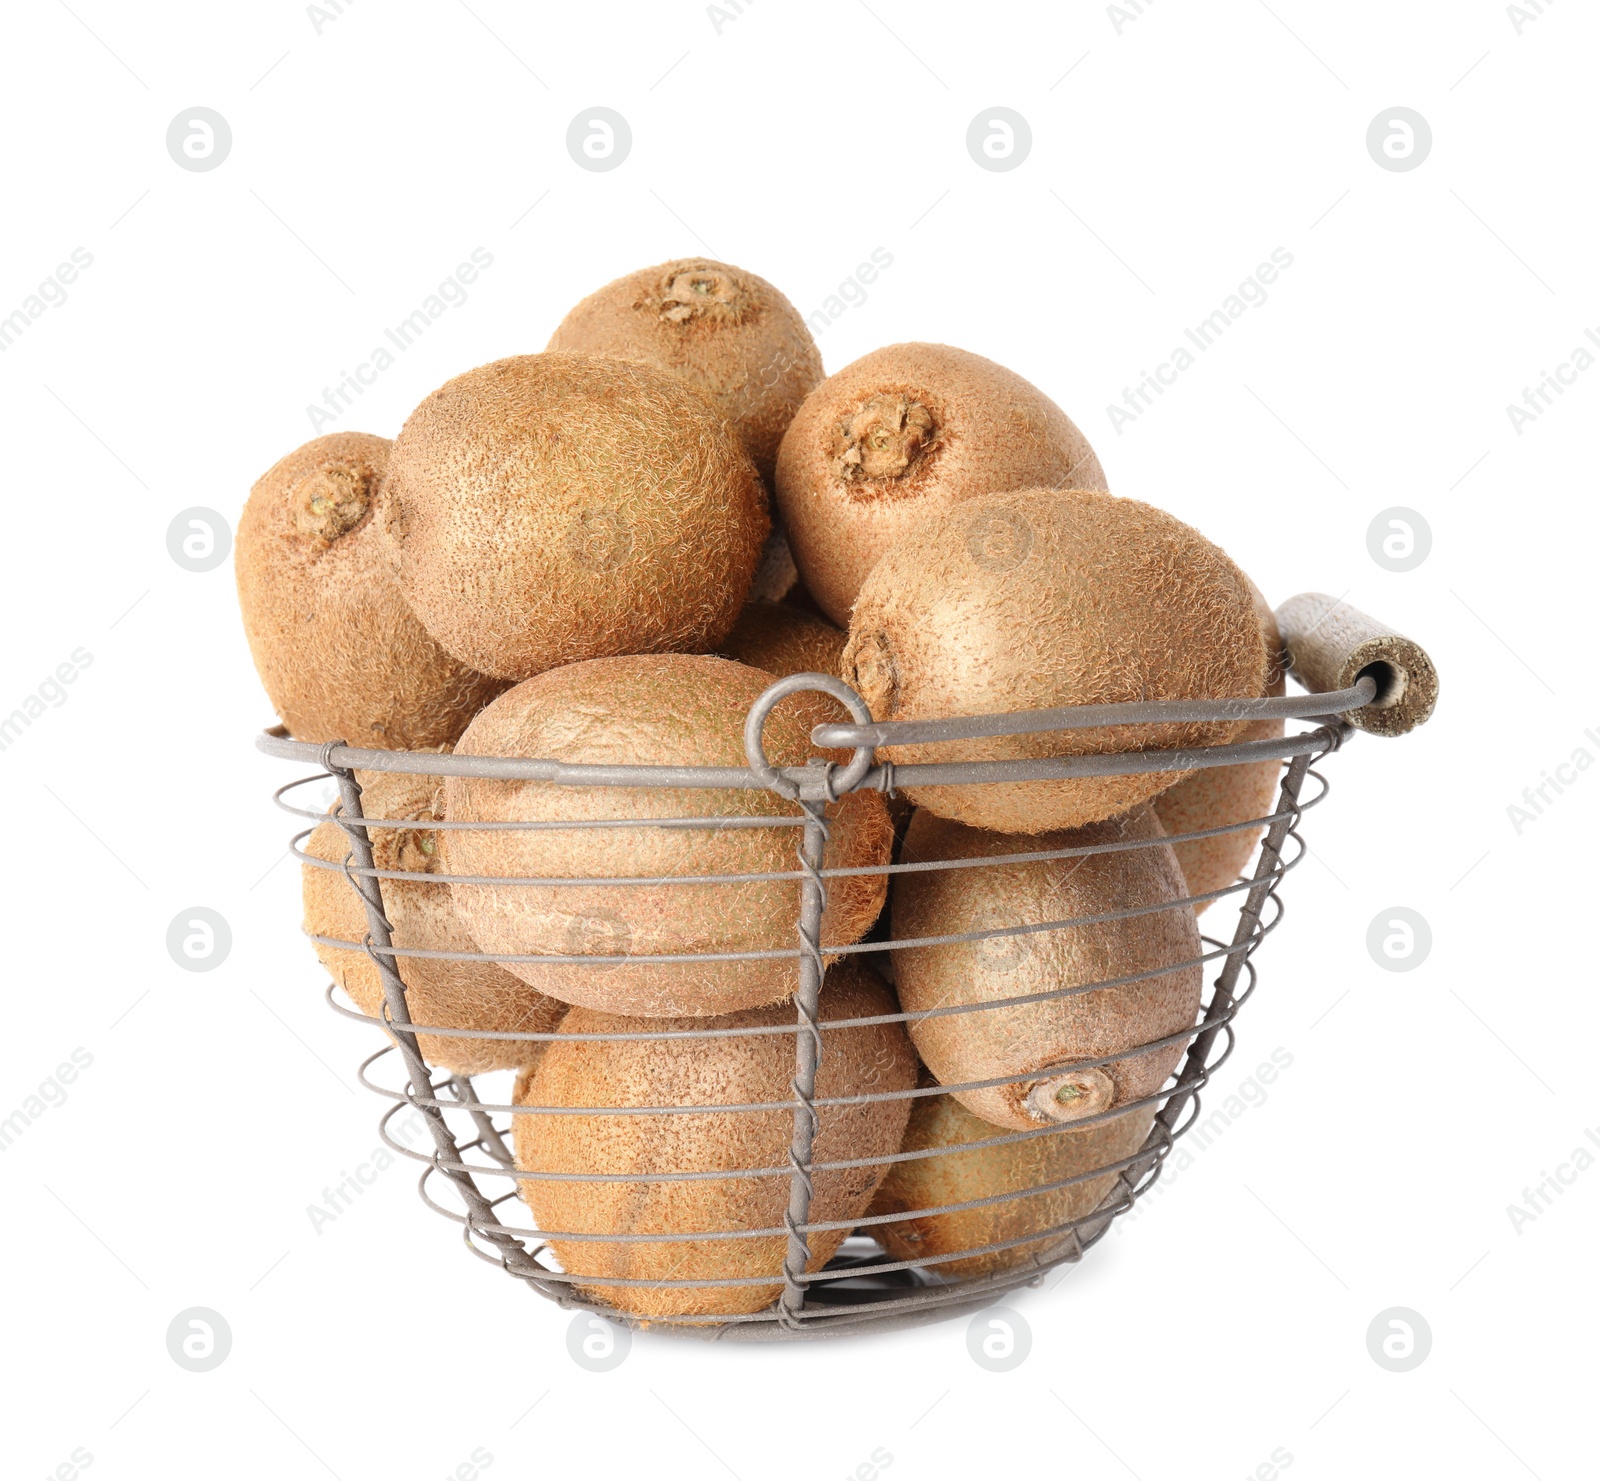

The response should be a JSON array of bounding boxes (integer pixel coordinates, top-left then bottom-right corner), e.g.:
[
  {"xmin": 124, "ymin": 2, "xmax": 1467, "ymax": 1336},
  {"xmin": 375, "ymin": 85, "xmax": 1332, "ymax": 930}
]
[
  {"xmin": 511, "ymin": 959, "xmax": 915, "ymax": 1318},
  {"xmin": 301, "ymin": 769, "xmax": 565, "ymax": 1074},
  {"xmin": 382, "ymin": 354, "xmax": 768, "ymax": 681},
  {"xmin": 774, "ymin": 343, "xmax": 1106, "ymax": 626},
  {"xmin": 1154, "ymin": 586, "xmax": 1288, "ymax": 913},
  {"xmin": 890, "ymin": 805, "xmax": 1202, "ymax": 1132},
  {"xmin": 546, "ymin": 258, "xmax": 823, "ymax": 485},
  {"xmin": 867, "ymin": 1095, "xmax": 1155, "ymax": 1280},
  {"xmin": 235, "ymin": 432, "xmax": 504, "ymax": 747},
  {"xmin": 842, "ymin": 488, "xmax": 1270, "ymax": 833},
  {"xmin": 442, "ymin": 655, "xmax": 892, "ymax": 1017}
]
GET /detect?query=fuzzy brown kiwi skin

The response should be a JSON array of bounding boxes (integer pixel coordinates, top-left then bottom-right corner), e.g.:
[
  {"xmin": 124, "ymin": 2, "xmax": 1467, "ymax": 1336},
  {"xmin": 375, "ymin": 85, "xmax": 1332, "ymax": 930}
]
[
  {"xmin": 1154, "ymin": 584, "xmax": 1288, "ymax": 914},
  {"xmin": 234, "ymin": 432, "xmax": 506, "ymax": 748},
  {"xmin": 774, "ymin": 343, "xmax": 1107, "ymax": 626},
  {"xmin": 717, "ymin": 599, "xmax": 847, "ymax": 678},
  {"xmin": 383, "ymin": 354, "xmax": 768, "ymax": 682},
  {"xmin": 867, "ymin": 1096, "xmax": 1156, "ymax": 1280},
  {"xmin": 441, "ymin": 655, "xmax": 892, "ymax": 1017},
  {"xmin": 841, "ymin": 487, "xmax": 1268, "ymax": 834},
  {"xmin": 512, "ymin": 959, "xmax": 915, "ymax": 1318},
  {"xmin": 890, "ymin": 805, "xmax": 1203, "ymax": 1133},
  {"xmin": 302, "ymin": 769, "xmax": 566, "ymax": 1074},
  {"xmin": 546, "ymin": 259, "xmax": 823, "ymax": 485}
]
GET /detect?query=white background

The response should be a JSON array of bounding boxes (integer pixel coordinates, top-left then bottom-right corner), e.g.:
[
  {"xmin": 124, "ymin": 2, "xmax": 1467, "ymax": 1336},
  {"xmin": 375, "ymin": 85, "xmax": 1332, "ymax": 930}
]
[{"xmin": 3, "ymin": 2, "xmax": 1596, "ymax": 1477}]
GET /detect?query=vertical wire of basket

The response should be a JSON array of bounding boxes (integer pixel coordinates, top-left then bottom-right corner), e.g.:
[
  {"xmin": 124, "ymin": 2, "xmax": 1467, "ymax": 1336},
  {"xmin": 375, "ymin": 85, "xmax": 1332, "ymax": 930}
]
[
  {"xmin": 1147, "ymin": 750, "xmax": 1313, "ymax": 1169},
  {"xmin": 318, "ymin": 745, "xmax": 550, "ymax": 1293},
  {"xmin": 775, "ymin": 793, "xmax": 829, "ymax": 1326}
]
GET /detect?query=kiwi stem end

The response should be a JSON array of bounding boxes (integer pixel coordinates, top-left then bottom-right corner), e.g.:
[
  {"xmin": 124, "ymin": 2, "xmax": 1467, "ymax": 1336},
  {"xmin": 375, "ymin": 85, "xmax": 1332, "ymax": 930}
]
[{"xmin": 1024, "ymin": 1067, "xmax": 1116, "ymax": 1125}]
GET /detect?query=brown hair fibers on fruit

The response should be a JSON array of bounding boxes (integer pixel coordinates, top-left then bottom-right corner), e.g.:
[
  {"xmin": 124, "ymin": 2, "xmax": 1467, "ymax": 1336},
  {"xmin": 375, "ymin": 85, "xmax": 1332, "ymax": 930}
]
[
  {"xmin": 302, "ymin": 769, "xmax": 565, "ymax": 1074},
  {"xmin": 511, "ymin": 959, "xmax": 914, "ymax": 1318},
  {"xmin": 235, "ymin": 432, "xmax": 504, "ymax": 748},
  {"xmin": 774, "ymin": 343, "xmax": 1106, "ymax": 626},
  {"xmin": 868, "ymin": 1095, "xmax": 1155, "ymax": 1280},
  {"xmin": 890, "ymin": 805, "xmax": 1202, "ymax": 1133},
  {"xmin": 442, "ymin": 655, "xmax": 892, "ymax": 1017},
  {"xmin": 842, "ymin": 488, "xmax": 1268, "ymax": 833},
  {"xmin": 546, "ymin": 259, "xmax": 823, "ymax": 484},
  {"xmin": 383, "ymin": 354, "xmax": 768, "ymax": 681},
  {"xmin": 718, "ymin": 599, "xmax": 847, "ymax": 679}
]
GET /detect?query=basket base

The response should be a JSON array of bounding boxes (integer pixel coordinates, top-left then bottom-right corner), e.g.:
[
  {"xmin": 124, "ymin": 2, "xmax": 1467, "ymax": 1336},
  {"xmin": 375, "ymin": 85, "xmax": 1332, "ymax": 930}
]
[{"xmin": 541, "ymin": 1242, "xmax": 1061, "ymax": 1343}]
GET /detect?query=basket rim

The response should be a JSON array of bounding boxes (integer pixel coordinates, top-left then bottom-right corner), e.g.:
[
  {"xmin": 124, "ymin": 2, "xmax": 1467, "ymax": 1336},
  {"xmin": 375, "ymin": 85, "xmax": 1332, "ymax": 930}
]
[{"xmin": 254, "ymin": 676, "xmax": 1371, "ymax": 792}]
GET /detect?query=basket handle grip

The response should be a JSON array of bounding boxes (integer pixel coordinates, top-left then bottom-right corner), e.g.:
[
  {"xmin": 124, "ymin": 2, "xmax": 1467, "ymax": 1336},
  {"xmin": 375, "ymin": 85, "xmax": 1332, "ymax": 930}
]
[{"xmin": 1275, "ymin": 592, "xmax": 1439, "ymax": 736}]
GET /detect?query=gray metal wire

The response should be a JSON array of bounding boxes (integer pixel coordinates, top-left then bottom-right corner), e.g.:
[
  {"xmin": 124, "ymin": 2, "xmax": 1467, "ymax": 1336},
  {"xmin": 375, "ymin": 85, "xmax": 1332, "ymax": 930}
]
[{"xmin": 258, "ymin": 675, "xmax": 1355, "ymax": 1339}]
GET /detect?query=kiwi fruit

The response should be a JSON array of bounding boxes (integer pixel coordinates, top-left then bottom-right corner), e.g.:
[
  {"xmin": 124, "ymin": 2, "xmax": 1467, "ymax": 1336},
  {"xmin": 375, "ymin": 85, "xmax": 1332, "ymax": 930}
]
[
  {"xmin": 442, "ymin": 655, "xmax": 892, "ymax": 1017},
  {"xmin": 842, "ymin": 488, "xmax": 1269, "ymax": 834},
  {"xmin": 382, "ymin": 354, "xmax": 768, "ymax": 681},
  {"xmin": 867, "ymin": 1094, "xmax": 1155, "ymax": 1280},
  {"xmin": 235, "ymin": 432, "xmax": 504, "ymax": 747},
  {"xmin": 511, "ymin": 959, "xmax": 915, "ymax": 1318},
  {"xmin": 547, "ymin": 259, "xmax": 823, "ymax": 485},
  {"xmin": 773, "ymin": 343, "xmax": 1107, "ymax": 626},
  {"xmin": 1153, "ymin": 587, "xmax": 1288, "ymax": 913},
  {"xmin": 302, "ymin": 769, "xmax": 566, "ymax": 1074},
  {"xmin": 718, "ymin": 599, "xmax": 847, "ymax": 679},
  {"xmin": 891, "ymin": 805, "xmax": 1202, "ymax": 1132}
]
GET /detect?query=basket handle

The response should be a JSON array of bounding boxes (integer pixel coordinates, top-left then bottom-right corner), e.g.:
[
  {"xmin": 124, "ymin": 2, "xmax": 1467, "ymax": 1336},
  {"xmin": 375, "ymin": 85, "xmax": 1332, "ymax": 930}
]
[{"xmin": 1275, "ymin": 593, "xmax": 1439, "ymax": 736}]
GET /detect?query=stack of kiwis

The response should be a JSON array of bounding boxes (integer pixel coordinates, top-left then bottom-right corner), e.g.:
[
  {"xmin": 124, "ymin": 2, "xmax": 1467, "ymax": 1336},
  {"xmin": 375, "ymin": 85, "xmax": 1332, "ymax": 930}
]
[{"xmin": 240, "ymin": 257, "xmax": 1289, "ymax": 1320}]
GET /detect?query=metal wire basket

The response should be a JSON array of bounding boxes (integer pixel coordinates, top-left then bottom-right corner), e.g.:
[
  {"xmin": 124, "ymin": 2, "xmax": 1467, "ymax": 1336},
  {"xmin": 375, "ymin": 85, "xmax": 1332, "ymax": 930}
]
[{"xmin": 258, "ymin": 592, "xmax": 1436, "ymax": 1340}]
